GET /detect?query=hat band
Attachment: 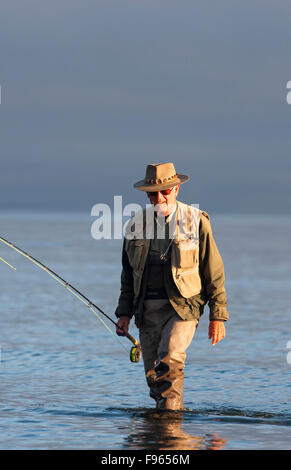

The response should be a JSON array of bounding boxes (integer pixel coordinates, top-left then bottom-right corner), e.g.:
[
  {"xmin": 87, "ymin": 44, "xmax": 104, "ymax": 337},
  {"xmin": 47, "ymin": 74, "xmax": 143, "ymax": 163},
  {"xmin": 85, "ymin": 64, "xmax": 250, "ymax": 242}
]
[{"xmin": 145, "ymin": 173, "xmax": 177, "ymax": 185}]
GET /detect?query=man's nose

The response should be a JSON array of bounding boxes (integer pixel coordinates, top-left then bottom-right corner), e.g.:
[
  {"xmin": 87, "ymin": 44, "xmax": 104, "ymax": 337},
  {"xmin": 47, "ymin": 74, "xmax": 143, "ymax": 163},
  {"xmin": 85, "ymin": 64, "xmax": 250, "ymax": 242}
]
[{"xmin": 156, "ymin": 191, "xmax": 165, "ymax": 203}]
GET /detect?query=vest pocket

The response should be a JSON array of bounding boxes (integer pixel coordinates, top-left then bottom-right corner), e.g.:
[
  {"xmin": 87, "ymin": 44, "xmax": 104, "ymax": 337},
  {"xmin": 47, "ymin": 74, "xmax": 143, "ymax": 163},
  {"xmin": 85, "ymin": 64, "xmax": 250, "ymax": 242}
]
[
  {"xmin": 173, "ymin": 265, "xmax": 202, "ymax": 298},
  {"xmin": 172, "ymin": 239, "xmax": 198, "ymax": 269}
]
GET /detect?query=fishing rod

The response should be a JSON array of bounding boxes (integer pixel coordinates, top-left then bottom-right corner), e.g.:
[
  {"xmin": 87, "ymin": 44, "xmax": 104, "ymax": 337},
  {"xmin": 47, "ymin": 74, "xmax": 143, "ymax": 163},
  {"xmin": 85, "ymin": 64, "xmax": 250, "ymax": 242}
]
[{"xmin": 0, "ymin": 236, "xmax": 141, "ymax": 363}]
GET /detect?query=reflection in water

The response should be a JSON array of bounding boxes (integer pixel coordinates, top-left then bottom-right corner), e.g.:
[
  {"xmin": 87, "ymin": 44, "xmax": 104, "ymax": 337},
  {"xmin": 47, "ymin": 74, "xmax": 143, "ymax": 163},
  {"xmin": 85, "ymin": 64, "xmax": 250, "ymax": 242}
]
[{"xmin": 124, "ymin": 410, "xmax": 227, "ymax": 450}]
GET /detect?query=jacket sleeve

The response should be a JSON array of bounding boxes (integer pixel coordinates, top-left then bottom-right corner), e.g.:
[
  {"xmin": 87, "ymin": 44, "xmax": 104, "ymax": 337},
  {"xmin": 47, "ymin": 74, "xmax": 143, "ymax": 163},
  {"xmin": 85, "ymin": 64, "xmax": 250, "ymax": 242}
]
[
  {"xmin": 199, "ymin": 212, "xmax": 229, "ymax": 321},
  {"xmin": 115, "ymin": 238, "xmax": 134, "ymax": 318}
]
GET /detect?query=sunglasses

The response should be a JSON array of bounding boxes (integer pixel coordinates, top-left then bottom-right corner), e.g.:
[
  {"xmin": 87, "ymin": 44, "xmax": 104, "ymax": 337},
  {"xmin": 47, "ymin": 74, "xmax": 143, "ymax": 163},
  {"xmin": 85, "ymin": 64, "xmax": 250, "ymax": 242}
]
[{"xmin": 146, "ymin": 188, "xmax": 173, "ymax": 197}]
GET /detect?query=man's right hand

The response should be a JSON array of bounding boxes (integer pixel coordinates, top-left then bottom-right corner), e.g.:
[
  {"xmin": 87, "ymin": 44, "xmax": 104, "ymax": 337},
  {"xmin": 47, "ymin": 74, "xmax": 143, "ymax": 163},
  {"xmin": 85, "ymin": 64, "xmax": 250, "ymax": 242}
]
[{"xmin": 116, "ymin": 316, "xmax": 131, "ymax": 336}]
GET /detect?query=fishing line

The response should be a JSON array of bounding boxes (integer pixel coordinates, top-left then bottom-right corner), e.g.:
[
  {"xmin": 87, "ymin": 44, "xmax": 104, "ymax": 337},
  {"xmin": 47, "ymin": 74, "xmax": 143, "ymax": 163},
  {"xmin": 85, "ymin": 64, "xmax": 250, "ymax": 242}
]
[
  {"xmin": 0, "ymin": 235, "xmax": 141, "ymax": 362},
  {"xmin": 0, "ymin": 256, "xmax": 16, "ymax": 270}
]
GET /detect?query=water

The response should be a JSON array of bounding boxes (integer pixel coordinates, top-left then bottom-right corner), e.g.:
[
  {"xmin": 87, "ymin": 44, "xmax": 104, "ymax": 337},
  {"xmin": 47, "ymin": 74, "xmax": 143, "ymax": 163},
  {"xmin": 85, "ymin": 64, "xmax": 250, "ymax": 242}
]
[{"xmin": 0, "ymin": 211, "xmax": 290, "ymax": 450}]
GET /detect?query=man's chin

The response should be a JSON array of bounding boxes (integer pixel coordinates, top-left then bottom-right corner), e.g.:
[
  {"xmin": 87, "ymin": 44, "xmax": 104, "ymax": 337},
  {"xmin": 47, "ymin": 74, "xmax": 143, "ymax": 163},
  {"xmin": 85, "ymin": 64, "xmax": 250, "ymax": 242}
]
[
  {"xmin": 155, "ymin": 204, "xmax": 168, "ymax": 217},
  {"xmin": 154, "ymin": 203, "xmax": 176, "ymax": 217}
]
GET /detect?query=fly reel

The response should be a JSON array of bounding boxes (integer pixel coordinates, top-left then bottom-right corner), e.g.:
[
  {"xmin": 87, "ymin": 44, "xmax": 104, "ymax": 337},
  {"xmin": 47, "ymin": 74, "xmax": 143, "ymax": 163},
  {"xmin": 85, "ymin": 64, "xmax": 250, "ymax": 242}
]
[{"xmin": 130, "ymin": 344, "xmax": 142, "ymax": 363}]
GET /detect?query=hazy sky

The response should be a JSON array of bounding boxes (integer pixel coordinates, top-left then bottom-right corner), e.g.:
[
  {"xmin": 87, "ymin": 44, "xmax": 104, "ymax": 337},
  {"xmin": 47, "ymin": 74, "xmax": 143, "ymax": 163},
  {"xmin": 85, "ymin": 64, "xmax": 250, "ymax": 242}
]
[{"xmin": 1, "ymin": 0, "xmax": 291, "ymax": 214}]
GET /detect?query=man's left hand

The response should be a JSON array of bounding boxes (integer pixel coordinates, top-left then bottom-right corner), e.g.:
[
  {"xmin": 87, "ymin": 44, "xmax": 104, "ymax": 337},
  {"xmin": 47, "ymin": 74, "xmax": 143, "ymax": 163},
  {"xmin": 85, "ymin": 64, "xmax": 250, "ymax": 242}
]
[{"xmin": 208, "ymin": 321, "xmax": 225, "ymax": 346}]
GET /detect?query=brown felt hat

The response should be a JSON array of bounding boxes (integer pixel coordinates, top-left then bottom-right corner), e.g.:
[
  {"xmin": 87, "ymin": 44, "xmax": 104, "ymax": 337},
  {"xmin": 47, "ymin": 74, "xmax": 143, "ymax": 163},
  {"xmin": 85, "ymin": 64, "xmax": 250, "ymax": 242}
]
[{"xmin": 133, "ymin": 162, "xmax": 190, "ymax": 192}]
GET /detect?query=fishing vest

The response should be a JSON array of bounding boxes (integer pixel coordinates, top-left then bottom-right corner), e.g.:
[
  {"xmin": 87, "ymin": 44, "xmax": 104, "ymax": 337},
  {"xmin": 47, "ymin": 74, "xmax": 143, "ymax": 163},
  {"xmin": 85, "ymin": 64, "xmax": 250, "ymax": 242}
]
[{"xmin": 124, "ymin": 201, "xmax": 202, "ymax": 304}]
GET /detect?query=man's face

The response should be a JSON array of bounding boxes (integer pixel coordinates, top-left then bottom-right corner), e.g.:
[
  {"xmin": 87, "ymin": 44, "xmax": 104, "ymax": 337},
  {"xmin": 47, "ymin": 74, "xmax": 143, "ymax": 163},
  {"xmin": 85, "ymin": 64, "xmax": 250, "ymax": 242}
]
[{"xmin": 146, "ymin": 184, "xmax": 180, "ymax": 216}]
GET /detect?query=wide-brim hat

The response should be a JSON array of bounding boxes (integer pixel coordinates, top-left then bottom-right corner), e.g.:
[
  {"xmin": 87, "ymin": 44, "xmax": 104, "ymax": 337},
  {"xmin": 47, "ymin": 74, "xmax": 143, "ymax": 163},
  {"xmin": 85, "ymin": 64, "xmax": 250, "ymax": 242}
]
[{"xmin": 134, "ymin": 162, "xmax": 190, "ymax": 192}]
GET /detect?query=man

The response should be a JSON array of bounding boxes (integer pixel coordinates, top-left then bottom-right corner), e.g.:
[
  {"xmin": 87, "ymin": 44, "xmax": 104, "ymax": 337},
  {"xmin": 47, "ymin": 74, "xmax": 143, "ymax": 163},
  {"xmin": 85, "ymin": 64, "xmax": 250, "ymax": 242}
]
[{"xmin": 115, "ymin": 163, "xmax": 229, "ymax": 410}]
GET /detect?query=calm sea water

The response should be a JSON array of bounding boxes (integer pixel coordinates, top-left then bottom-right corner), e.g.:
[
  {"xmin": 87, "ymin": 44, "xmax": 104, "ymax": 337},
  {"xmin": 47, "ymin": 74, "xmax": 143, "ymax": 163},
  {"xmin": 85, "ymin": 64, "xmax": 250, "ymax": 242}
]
[{"xmin": 0, "ymin": 211, "xmax": 290, "ymax": 450}]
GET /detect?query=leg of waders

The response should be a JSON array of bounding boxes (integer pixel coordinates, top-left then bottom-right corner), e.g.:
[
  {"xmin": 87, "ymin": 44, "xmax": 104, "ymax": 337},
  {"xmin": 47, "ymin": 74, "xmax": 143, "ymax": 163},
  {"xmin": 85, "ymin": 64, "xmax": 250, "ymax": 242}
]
[
  {"xmin": 139, "ymin": 300, "xmax": 170, "ymax": 404},
  {"xmin": 140, "ymin": 300, "xmax": 198, "ymax": 410},
  {"xmin": 154, "ymin": 314, "xmax": 198, "ymax": 410}
]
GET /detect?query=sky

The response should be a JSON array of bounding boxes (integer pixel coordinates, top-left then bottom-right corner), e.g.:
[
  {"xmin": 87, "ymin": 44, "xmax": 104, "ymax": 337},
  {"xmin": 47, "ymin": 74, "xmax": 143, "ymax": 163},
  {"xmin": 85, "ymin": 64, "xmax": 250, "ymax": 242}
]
[{"xmin": 0, "ymin": 0, "xmax": 291, "ymax": 214}]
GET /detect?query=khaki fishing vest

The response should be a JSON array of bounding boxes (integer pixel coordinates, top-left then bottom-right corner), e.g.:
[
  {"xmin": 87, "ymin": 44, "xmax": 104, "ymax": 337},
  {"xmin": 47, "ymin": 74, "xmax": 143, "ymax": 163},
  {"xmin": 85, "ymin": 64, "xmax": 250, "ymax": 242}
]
[{"xmin": 124, "ymin": 201, "xmax": 202, "ymax": 302}]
